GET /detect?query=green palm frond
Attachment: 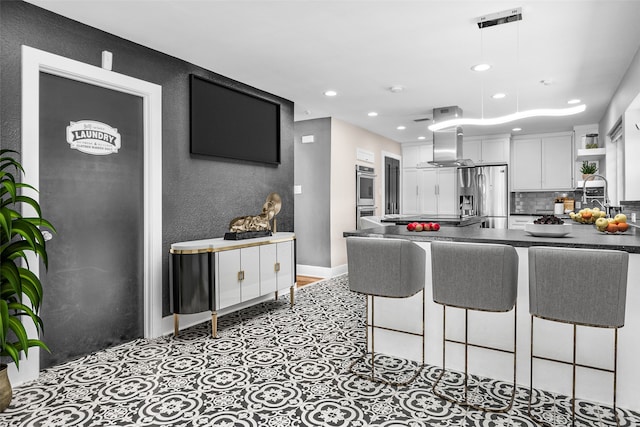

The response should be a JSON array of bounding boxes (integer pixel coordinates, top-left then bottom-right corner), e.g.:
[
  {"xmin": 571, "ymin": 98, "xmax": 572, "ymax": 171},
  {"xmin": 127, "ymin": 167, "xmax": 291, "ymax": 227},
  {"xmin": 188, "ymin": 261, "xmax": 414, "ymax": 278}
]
[{"xmin": 0, "ymin": 150, "xmax": 54, "ymax": 367}]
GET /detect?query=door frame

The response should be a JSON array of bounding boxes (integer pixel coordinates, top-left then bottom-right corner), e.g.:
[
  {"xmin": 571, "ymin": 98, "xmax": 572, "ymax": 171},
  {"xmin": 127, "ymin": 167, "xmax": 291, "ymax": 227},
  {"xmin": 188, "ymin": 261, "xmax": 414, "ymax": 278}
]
[
  {"xmin": 18, "ymin": 45, "xmax": 163, "ymax": 384},
  {"xmin": 381, "ymin": 151, "xmax": 402, "ymax": 216}
]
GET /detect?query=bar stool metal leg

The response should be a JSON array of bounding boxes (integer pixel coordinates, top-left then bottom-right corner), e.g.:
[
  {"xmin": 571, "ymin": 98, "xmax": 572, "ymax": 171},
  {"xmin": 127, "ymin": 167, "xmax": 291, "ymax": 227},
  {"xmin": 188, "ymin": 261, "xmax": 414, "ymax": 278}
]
[
  {"xmin": 528, "ymin": 315, "xmax": 621, "ymax": 427},
  {"xmin": 349, "ymin": 293, "xmax": 425, "ymax": 387},
  {"xmin": 346, "ymin": 236, "xmax": 426, "ymax": 387},
  {"xmin": 432, "ymin": 304, "xmax": 518, "ymax": 413}
]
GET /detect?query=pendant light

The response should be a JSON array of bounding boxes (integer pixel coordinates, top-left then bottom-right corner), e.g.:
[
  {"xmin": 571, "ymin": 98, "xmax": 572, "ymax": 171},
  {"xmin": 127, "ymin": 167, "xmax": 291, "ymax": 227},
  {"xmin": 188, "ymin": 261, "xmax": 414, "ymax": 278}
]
[{"xmin": 429, "ymin": 8, "xmax": 585, "ymax": 132}]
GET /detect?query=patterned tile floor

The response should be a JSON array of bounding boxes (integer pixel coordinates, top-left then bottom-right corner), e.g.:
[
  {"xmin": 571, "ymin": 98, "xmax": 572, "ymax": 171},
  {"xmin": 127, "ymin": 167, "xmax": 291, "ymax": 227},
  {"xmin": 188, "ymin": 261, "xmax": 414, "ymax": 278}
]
[{"xmin": 1, "ymin": 275, "xmax": 639, "ymax": 426}]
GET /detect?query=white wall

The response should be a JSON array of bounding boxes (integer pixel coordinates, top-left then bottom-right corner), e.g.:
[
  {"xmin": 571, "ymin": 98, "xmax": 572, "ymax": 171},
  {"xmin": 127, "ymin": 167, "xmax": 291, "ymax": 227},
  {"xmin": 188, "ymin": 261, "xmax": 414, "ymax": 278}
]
[{"xmin": 330, "ymin": 118, "xmax": 401, "ymax": 268}]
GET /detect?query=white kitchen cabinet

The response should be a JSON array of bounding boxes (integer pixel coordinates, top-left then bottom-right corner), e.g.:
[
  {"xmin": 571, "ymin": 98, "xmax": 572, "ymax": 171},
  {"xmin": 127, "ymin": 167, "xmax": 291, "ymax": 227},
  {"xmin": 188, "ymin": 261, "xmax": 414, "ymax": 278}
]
[
  {"xmin": 402, "ymin": 167, "xmax": 456, "ymax": 215},
  {"xmin": 511, "ymin": 133, "xmax": 573, "ymax": 191},
  {"xmin": 463, "ymin": 136, "xmax": 509, "ymax": 164},
  {"xmin": 481, "ymin": 138, "xmax": 510, "ymax": 163},
  {"xmin": 463, "ymin": 139, "xmax": 482, "ymax": 163},
  {"xmin": 541, "ymin": 135, "xmax": 573, "ymax": 189},
  {"xmin": 402, "ymin": 143, "xmax": 432, "ymax": 168},
  {"xmin": 402, "ymin": 168, "xmax": 420, "ymax": 214},
  {"xmin": 420, "ymin": 169, "xmax": 438, "ymax": 215},
  {"xmin": 511, "ymin": 138, "xmax": 542, "ymax": 190},
  {"xmin": 432, "ymin": 167, "xmax": 457, "ymax": 215}
]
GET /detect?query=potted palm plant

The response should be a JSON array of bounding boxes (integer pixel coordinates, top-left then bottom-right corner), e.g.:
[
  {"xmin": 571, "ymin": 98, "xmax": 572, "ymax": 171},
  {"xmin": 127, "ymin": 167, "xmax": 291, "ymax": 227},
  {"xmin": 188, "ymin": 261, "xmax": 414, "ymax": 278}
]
[
  {"xmin": 0, "ymin": 149, "xmax": 54, "ymax": 411},
  {"xmin": 580, "ymin": 161, "xmax": 598, "ymax": 180}
]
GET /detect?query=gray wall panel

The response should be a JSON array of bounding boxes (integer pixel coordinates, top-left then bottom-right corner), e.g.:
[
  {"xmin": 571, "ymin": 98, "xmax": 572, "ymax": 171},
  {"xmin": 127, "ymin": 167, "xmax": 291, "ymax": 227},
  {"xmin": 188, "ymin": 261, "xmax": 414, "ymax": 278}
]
[{"xmin": 294, "ymin": 118, "xmax": 331, "ymax": 267}]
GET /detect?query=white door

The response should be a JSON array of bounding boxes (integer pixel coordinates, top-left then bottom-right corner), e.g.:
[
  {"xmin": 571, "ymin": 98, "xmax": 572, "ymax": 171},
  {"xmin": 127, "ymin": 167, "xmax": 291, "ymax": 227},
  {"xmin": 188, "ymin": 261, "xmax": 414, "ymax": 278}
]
[
  {"xmin": 420, "ymin": 169, "xmax": 438, "ymax": 215},
  {"xmin": 542, "ymin": 135, "xmax": 573, "ymax": 189},
  {"xmin": 276, "ymin": 241, "xmax": 294, "ymax": 292},
  {"xmin": 511, "ymin": 138, "xmax": 542, "ymax": 190},
  {"xmin": 241, "ymin": 247, "xmax": 261, "ymax": 301},
  {"xmin": 436, "ymin": 168, "xmax": 458, "ymax": 215},
  {"xmin": 402, "ymin": 169, "xmax": 420, "ymax": 214},
  {"xmin": 217, "ymin": 250, "xmax": 242, "ymax": 309},
  {"xmin": 463, "ymin": 139, "xmax": 482, "ymax": 163},
  {"xmin": 481, "ymin": 138, "xmax": 509, "ymax": 163},
  {"xmin": 17, "ymin": 46, "xmax": 162, "ymax": 386},
  {"xmin": 260, "ymin": 244, "xmax": 278, "ymax": 294}
]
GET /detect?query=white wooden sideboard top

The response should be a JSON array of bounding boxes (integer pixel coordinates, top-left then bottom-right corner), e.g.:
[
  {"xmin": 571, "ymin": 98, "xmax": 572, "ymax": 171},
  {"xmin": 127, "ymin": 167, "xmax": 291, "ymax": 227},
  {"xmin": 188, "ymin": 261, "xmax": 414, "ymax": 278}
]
[{"xmin": 170, "ymin": 232, "xmax": 296, "ymax": 254}]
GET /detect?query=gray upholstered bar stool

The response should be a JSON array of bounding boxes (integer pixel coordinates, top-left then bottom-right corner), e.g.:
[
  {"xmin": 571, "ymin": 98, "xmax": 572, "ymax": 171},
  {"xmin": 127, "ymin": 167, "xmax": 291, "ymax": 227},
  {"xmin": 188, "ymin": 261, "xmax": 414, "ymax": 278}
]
[
  {"xmin": 528, "ymin": 246, "xmax": 629, "ymax": 426},
  {"xmin": 346, "ymin": 236, "xmax": 426, "ymax": 386},
  {"xmin": 430, "ymin": 240, "xmax": 519, "ymax": 412}
]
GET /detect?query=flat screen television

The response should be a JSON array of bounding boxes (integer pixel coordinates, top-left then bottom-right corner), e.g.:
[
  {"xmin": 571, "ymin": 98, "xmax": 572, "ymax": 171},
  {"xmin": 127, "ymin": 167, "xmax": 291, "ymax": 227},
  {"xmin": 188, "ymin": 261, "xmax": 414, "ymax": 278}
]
[{"xmin": 190, "ymin": 74, "xmax": 281, "ymax": 165}]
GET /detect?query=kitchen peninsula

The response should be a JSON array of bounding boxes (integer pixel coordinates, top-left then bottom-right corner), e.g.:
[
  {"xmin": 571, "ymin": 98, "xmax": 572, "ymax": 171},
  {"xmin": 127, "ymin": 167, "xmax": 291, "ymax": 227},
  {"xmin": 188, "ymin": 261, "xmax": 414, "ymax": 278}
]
[{"xmin": 343, "ymin": 225, "xmax": 640, "ymax": 412}]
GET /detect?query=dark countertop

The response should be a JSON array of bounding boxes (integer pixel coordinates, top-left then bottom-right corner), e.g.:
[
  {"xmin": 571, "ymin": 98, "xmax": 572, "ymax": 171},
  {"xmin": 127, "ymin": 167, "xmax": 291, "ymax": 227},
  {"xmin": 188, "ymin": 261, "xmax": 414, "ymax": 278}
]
[
  {"xmin": 511, "ymin": 212, "xmax": 572, "ymax": 218},
  {"xmin": 380, "ymin": 215, "xmax": 484, "ymax": 227},
  {"xmin": 343, "ymin": 223, "xmax": 640, "ymax": 253}
]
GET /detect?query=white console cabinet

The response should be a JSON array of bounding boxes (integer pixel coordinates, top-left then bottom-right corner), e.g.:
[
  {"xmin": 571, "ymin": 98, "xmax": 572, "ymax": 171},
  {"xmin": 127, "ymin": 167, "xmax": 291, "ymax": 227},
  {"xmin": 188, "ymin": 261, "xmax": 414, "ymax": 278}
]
[
  {"xmin": 216, "ymin": 245, "xmax": 261, "ymax": 309},
  {"xmin": 170, "ymin": 232, "xmax": 296, "ymax": 337}
]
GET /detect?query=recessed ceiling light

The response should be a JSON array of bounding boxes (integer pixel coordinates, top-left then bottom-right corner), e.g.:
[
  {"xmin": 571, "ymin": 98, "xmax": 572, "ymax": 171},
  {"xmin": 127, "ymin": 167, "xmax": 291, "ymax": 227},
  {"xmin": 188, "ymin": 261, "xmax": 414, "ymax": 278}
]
[
  {"xmin": 471, "ymin": 63, "xmax": 491, "ymax": 72},
  {"xmin": 512, "ymin": 127, "xmax": 522, "ymax": 132},
  {"xmin": 539, "ymin": 79, "xmax": 553, "ymax": 86},
  {"xmin": 568, "ymin": 99, "xmax": 581, "ymax": 104},
  {"xmin": 397, "ymin": 126, "xmax": 406, "ymax": 130},
  {"xmin": 389, "ymin": 86, "xmax": 404, "ymax": 93},
  {"xmin": 324, "ymin": 90, "xmax": 337, "ymax": 97},
  {"xmin": 492, "ymin": 93, "xmax": 506, "ymax": 99},
  {"xmin": 368, "ymin": 112, "xmax": 378, "ymax": 117},
  {"xmin": 418, "ymin": 136, "xmax": 426, "ymax": 140}
]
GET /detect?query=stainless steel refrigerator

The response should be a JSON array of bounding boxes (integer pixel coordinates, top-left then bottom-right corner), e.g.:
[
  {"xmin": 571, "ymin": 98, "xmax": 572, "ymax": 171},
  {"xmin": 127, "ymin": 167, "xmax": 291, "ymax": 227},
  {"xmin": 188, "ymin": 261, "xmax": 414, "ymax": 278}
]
[{"xmin": 476, "ymin": 164, "xmax": 509, "ymax": 229}]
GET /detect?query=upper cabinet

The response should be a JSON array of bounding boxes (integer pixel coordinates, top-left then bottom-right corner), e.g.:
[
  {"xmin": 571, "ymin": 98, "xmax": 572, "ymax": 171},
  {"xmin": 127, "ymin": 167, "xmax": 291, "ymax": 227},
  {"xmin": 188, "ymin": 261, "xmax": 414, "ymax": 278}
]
[
  {"xmin": 462, "ymin": 136, "xmax": 510, "ymax": 164},
  {"xmin": 402, "ymin": 143, "xmax": 433, "ymax": 168},
  {"xmin": 511, "ymin": 133, "xmax": 574, "ymax": 191}
]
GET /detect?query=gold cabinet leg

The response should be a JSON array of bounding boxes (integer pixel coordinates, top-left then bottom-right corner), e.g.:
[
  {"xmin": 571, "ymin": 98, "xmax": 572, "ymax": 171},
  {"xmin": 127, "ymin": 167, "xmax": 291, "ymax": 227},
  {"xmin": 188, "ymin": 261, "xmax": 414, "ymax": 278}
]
[
  {"xmin": 173, "ymin": 313, "xmax": 179, "ymax": 337},
  {"xmin": 290, "ymin": 286, "xmax": 295, "ymax": 307},
  {"xmin": 212, "ymin": 311, "xmax": 218, "ymax": 338}
]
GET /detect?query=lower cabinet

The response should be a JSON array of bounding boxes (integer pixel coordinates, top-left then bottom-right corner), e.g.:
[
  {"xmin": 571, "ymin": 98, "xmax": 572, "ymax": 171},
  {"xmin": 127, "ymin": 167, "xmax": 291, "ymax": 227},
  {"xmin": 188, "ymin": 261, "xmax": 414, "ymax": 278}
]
[
  {"xmin": 402, "ymin": 167, "xmax": 457, "ymax": 215},
  {"xmin": 216, "ymin": 246, "xmax": 260, "ymax": 310},
  {"xmin": 170, "ymin": 232, "xmax": 296, "ymax": 337},
  {"xmin": 259, "ymin": 241, "xmax": 294, "ymax": 295}
]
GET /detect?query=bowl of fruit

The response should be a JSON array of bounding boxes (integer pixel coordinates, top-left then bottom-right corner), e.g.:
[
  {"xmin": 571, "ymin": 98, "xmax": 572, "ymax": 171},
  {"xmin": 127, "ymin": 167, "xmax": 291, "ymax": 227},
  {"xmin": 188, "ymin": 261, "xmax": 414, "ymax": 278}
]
[
  {"xmin": 569, "ymin": 207, "xmax": 606, "ymax": 224},
  {"xmin": 595, "ymin": 214, "xmax": 629, "ymax": 234},
  {"xmin": 524, "ymin": 215, "xmax": 572, "ymax": 237}
]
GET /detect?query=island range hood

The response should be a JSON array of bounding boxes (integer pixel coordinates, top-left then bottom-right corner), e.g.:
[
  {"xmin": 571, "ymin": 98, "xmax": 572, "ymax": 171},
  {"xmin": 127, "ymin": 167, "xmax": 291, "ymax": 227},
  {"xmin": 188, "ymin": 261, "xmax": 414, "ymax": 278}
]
[{"xmin": 428, "ymin": 106, "xmax": 475, "ymax": 167}]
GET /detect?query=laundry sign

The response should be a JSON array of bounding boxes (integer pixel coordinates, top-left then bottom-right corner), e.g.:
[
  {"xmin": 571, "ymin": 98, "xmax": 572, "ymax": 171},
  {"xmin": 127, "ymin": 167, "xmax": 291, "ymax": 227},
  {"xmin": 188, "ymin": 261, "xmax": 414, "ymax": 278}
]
[{"xmin": 66, "ymin": 120, "xmax": 121, "ymax": 155}]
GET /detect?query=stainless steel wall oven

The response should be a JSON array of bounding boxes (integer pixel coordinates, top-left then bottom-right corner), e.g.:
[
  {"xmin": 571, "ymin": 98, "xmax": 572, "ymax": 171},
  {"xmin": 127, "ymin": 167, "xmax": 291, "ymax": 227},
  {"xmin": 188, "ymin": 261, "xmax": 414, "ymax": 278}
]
[{"xmin": 356, "ymin": 165, "xmax": 375, "ymax": 206}]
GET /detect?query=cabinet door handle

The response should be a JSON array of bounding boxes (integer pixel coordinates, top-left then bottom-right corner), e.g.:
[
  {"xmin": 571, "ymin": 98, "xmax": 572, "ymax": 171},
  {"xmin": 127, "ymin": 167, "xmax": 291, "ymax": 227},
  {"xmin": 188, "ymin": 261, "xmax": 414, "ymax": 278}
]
[
  {"xmin": 238, "ymin": 270, "xmax": 245, "ymax": 281},
  {"xmin": 274, "ymin": 262, "xmax": 280, "ymax": 272}
]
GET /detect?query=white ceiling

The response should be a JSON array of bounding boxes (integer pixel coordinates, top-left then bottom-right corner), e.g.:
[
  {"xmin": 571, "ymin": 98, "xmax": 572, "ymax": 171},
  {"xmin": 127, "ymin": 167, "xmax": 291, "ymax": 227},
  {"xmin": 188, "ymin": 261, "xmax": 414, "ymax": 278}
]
[{"xmin": 25, "ymin": 0, "xmax": 640, "ymax": 142}]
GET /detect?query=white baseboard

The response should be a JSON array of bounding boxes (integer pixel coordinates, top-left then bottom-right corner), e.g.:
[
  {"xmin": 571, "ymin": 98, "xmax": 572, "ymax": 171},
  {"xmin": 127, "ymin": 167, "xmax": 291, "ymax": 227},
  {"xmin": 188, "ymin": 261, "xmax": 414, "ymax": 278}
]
[{"xmin": 297, "ymin": 264, "xmax": 348, "ymax": 279}]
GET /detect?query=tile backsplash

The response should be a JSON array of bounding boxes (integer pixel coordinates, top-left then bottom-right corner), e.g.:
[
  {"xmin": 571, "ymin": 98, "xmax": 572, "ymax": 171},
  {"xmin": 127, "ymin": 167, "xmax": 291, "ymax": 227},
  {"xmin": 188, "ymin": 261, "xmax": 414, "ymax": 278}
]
[
  {"xmin": 621, "ymin": 201, "xmax": 640, "ymax": 225},
  {"xmin": 511, "ymin": 191, "xmax": 578, "ymax": 214}
]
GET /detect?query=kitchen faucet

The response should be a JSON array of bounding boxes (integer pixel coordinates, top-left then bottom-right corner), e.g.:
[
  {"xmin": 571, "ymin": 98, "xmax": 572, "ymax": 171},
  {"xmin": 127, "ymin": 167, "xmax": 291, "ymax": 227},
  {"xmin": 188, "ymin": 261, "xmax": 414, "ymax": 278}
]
[{"xmin": 581, "ymin": 174, "xmax": 610, "ymax": 213}]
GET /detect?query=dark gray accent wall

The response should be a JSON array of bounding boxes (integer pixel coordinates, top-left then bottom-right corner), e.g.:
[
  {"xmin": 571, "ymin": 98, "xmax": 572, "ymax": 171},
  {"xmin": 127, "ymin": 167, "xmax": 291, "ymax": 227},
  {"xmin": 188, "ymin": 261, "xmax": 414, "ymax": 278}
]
[
  {"xmin": 0, "ymin": 1, "xmax": 294, "ymax": 319},
  {"xmin": 294, "ymin": 118, "xmax": 331, "ymax": 267}
]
